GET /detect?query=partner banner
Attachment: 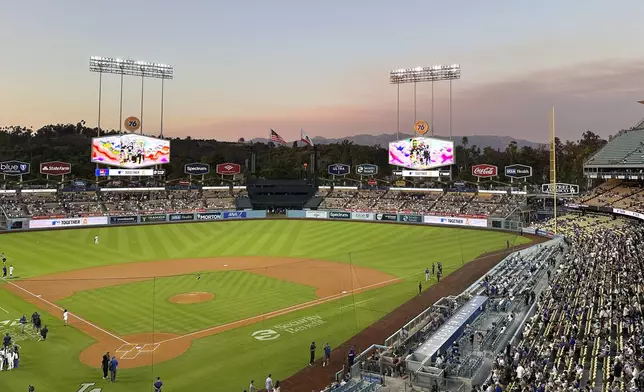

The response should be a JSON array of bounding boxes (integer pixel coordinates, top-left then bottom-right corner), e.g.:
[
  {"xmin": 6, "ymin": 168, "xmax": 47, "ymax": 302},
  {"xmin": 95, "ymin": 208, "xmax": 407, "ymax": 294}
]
[
  {"xmin": 169, "ymin": 213, "xmax": 195, "ymax": 221},
  {"xmin": 351, "ymin": 212, "xmax": 374, "ymax": 221},
  {"xmin": 223, "ymin": 211, "xmax": 247, "ymax": 219},
  {"xmin": 423, "ymin": 215, "xmax": 487, "ymax": 228},
  {"xmin": 375, "ymin": 213, "xmax": 398, "ymax": 221},
  {"xmin": 398, "ymin": 214, "xmax": 422, "ymax": 223},
  {"xmin": 305, "ymin": 211, "xmax": 328, "ymax": 219},
  {"xmin": 109, "ymin": 216, "xmax": 138, "ymax": 225},
  {"xmin": 196, "ymin": 212, "xmax": 223, "ymax": 220},
  {"xmin": 28, "ymin": 216, "xmax": 108, "ymax": 229},
  {"xmin": 140, "ymin": 214, "xmax": 167, "ymax": 223}
]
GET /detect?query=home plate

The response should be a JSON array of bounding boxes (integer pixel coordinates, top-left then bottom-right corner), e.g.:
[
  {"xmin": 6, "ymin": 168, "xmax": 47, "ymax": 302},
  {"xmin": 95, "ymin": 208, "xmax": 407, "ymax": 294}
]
[
  {"xmin": 342, "ymin": 291, "xmax": 347, "ymax": 294},
  {"xmin": 224, "ymin": 264, "xmax": 228, "ymax": 267}
]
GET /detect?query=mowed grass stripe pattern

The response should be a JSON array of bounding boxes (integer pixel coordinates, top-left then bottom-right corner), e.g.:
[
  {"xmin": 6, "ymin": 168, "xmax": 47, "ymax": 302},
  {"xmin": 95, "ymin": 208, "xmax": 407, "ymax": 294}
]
[
  {"xmin": 0, "ymin": 220, "xmax": 530, "ymax": 280},
  {"xmin": 57, "ymin": 270, "xmax": 318, "ymax": 335}
]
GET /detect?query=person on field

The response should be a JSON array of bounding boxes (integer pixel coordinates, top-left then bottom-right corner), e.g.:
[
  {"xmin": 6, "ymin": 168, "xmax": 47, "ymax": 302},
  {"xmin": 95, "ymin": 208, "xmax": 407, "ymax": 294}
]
[
  {"xmin": 309, "ymin": 341, "xmax": 316, "ymax": 366},
  {"xmin": 102, "ymin": 352, "xmax": 110, "ymax": 379},
  {"xmin": 323, "ymin": 343, "xmax": 331, "ymax": 367},
  {"xmin": 39, "ymin": 325, "xmax": 48, "ymax": 341},
  {"xmin": 34, "ymin": 315, "xmax": 42, "ymax": 334},
  {"xmin": 418, "ymin": 282, "xmax": 422, "ymax": 296},
  {"xmin": 425, "ymin": 267, "xmax": 430, "ymax": 281},
  {"xmin": 19, "ymin": 315, "xmax": 27, "ymax": 333},
  {"xmin": 109, "ymin": 356, "xmax": 119, "ymax": 382},
  {"xmin": 265, "ymin": 374, "xmax": 273, "ymax": 391},
  {"xmin": 63, "ymin": 309, "xmax": 68, "ymax": 326},
  {"xmin": 249, "ymin": 380, "xmax": 256, "ymax": 392},
  {"xmin": 8, "ymin": 265, "xmax": 13, "ymax": 278},
  {"xmin": 2, "ymin": 264, "xmax": 6, "ymax": 278},
  {"xmin": 153, "ymin": 376, "xmax": 164, "ymax": 391},
  {"xmin": 3, "ymin": 333, "xmax": 11, "ymax": 349},
  {"xmin": 94, "ymin": 235, "xmax": 99, "ymax": 245}
]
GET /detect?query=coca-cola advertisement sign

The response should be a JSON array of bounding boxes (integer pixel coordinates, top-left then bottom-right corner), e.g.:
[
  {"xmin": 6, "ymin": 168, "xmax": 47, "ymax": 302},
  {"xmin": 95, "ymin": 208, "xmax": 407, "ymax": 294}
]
[
  {"xmin": 40, "ymin": 161, "xmax": 72, "ymax": 176},
  {"xmin": 472, "ymin": 164, "xmax": 498, "ymax": 178}
]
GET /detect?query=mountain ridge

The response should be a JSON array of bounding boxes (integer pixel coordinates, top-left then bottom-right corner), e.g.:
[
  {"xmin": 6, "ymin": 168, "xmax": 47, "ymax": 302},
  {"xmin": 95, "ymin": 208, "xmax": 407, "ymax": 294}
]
[{"xmin": 250, "ymin": 133, "xmax": 544, "ymax": 150}]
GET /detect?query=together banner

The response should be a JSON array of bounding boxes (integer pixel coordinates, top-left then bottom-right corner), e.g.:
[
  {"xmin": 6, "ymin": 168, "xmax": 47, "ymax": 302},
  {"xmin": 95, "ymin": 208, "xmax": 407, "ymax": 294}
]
[
  {"xmin": 423, "ymin": 215, "xmax": 487, "ymax": 228},
  {"xmin": 28, "ymin": 216, "xmax": 108, "ymax": 229}
]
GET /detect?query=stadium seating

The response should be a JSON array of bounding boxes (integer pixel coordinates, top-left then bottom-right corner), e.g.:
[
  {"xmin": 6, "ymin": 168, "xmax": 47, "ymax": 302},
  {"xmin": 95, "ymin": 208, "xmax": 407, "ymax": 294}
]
[
  {"xmin": 585, "ymin": 129, "xmax": 644, "ymax": 166},
  {"xmin": 330, "ymin": 189, "xmax": 525, "ymax": 218},
  {"xmin": 485, "ymin": 222, "xmax": 644, "ymax": 391}
]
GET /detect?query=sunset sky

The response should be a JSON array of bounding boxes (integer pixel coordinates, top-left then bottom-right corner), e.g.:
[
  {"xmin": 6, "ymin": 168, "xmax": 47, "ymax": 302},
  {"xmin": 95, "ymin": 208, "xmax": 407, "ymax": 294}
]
[{"xmin": 2, "ymin": 0, "xmax": 644, "ymax": 143}]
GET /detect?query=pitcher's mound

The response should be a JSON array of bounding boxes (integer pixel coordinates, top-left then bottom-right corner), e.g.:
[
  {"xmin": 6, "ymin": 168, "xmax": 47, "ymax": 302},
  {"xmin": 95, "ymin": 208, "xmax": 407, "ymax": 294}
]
[{"xmin": 169, "ymin": 292, "xmax": 214, "ymax": 304}]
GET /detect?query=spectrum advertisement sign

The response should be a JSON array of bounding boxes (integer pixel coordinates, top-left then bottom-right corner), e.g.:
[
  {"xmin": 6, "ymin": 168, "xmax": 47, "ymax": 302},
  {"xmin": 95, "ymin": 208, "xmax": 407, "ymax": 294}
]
[
  {"xmin": 28, "ymin": 216, "xmax": 108, "ymax": 229},
  {"xmin": 423, "ymin": 215, "xmax": 487, "ymax": 228}
]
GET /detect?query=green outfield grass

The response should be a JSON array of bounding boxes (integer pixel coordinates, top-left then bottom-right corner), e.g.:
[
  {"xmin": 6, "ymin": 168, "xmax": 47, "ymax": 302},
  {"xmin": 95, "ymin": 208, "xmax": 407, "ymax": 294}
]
[{"xmin": 0, "ymin": 220, "xmax": 532, "ymax": 392}]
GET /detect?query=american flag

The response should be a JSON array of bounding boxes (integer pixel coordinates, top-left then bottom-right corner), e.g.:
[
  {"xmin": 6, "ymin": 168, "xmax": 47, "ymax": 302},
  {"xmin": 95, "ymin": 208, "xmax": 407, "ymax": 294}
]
[{"xmin": 270, "ymin": 129, "xmax": 286, "ymax": 145}]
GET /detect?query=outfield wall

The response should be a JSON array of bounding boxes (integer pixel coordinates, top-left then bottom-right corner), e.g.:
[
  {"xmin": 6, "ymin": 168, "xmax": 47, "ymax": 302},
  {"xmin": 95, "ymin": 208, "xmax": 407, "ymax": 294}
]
[{"xmin": 4, "ymin": 209, "xmax": 524, "ymax": 233}]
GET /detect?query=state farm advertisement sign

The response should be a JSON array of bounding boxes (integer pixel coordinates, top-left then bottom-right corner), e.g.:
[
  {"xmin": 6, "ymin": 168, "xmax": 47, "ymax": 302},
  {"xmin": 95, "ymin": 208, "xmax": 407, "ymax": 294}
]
[
  {"xmin": 40, "ymin": 161, "xmax": 72, "ymax": 176},
  {"xmin": 472, "ymin": 164, "xmax": 498, "ymax": 178},
  {"xmin": 216, "ymin": 163, "xmax": 241, "ymax": 175},
  {"xmin": 423, "ymin": 215, "xmax": 487, "ymax": 228}
]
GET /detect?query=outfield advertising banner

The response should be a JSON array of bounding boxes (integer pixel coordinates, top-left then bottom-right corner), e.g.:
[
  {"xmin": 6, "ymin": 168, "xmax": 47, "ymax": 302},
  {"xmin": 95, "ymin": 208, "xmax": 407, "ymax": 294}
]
[
  {"xmin": 612, "ymin": 208, "xmax": 644, "ymax": 221},
  {"xmin": 305, "ymin": 211, "xmax": 328, "ymax": 219},
  {"xmin": 423, "ymin": 215, "xmax": 487, "ymax": 228},
  {"xmin": 398, "ymin": 214, "xmax": 422, "ymax": 223},
  {"xmin": 169, "ymin": 213, "xmax": 195, "ymax": 221},
  {"xmin": 196, "ymin": 212, "xmax": 223, "ymax": 220},
  {"xmin": 28, "ymin": 216, "xmax": 108, "ymax": 229},
  {"xmin": 223, "ymin": 211, "xmax": 246, "ymax": 219},
  {"xmin": 351, "ymin": 212, "xmax": 374, "ymax": 220},
  {"xmin": 140, "ymin": 214, "xmax": 167, "ymax": 223},
  {"xmin": 328, "ymin": 211, "xmax": 351, "ymax": 219},
  {"xmin": 109, "ymin": 216, "xmax": 138, "ymax": 225},
  {"xmin": 375, "ymin": 213, "xmax": 398, "ymax": 221}
]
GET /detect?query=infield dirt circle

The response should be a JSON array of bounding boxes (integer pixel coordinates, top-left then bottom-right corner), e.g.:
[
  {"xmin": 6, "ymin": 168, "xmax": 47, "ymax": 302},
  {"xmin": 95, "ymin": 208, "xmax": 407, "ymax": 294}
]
[
  {"xmin": 169, "ymin": 292, "xmax": 214, "ymax": 304},
  {"xmin": 3, "ymin": 256, "xmax": 399, "ymax": 369}
]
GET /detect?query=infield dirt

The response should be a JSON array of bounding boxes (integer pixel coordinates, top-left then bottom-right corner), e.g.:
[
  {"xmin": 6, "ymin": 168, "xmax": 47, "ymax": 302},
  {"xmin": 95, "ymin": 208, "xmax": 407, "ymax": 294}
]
[{"xmin": 2, "ymin": 256, "xmax": 397, "ymax": 368}]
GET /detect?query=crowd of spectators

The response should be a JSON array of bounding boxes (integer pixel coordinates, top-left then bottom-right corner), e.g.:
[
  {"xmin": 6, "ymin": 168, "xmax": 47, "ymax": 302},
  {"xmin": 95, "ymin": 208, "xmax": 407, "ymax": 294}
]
[
  {"xmin": 483, "ymin": 221, "xmax": 644, "ymax": 391},
  {"xmin": 333, "ymin": 190, "xmax": 525, "ymax": 218},
  {"xmin": 575, "ymin": 181, "xmax": 644, "ymax": 213},
  {"xmin": 0, "ymin": 189, "xmax": 238, "ymax": 218}
]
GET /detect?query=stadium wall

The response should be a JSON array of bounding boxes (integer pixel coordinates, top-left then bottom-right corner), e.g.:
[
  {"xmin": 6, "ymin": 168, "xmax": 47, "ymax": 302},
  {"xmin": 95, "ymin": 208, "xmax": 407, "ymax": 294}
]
[{"xmin": 2, "ymin": 209, "xmax": 529, "ymax": 235}]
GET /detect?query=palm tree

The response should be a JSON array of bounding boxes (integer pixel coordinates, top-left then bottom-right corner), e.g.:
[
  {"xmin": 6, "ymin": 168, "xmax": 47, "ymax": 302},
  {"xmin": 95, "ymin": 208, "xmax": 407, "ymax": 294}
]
[{"xmin": 461, "ymin": 136, "xmax": 469, "ymax": 169}]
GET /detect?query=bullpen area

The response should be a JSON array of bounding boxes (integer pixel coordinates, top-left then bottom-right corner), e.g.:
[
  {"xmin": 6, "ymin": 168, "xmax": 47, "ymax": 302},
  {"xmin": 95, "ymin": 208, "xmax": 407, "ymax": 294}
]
[{"xmin": 0, "ymin": 220, "xmax": 531, "ymax": 391}]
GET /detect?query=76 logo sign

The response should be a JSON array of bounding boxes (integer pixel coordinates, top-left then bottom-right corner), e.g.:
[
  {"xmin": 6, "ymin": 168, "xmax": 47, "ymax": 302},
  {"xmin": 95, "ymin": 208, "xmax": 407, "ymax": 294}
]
[{"xmin": 124, "ymin": 116, "xmax": 141, "ymax": 132}]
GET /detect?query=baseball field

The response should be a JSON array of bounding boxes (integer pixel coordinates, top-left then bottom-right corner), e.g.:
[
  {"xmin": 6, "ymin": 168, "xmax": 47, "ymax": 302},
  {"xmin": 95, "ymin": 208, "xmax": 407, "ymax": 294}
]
[{"xmin": 0, "ymin": 219, "xmax": 531, "ymax": 391}]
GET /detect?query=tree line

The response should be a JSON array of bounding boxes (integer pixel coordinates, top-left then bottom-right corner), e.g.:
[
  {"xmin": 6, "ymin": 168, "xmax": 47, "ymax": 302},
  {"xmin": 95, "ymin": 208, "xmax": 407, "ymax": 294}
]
[{"xmin": 0, "ymin": 123, "xmax": 607, "ymax": 186}]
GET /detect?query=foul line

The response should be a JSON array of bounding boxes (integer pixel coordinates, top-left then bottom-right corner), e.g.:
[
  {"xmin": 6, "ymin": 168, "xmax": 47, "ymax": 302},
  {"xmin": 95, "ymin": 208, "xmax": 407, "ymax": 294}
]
[
  {"xmin": 4, "ymin": 280, "xmax": 129, "ymax": 344},
  {"xmin": 340, "ymin": 298, "xmax": 373, "ymax": 310},
  {"xmin": 0, "ymin": 306, "xmax": 9, "ymax": 314},
  {"xmin": 157, "ymin": 276, "xmax": 404, "ymax": 344}
]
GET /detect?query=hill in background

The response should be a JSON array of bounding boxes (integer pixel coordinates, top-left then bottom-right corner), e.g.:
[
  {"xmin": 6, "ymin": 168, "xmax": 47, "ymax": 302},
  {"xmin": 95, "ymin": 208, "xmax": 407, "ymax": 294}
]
[{"xmin": 251, "ymin": 133, "xmax": 543, "ymax": 150}]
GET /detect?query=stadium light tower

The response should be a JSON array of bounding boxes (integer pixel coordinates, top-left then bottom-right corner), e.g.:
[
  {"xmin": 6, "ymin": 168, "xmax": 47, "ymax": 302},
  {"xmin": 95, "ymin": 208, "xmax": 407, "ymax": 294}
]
[
  {"xmin": 89, "ymin": 57, "xmax": 174, "ymax": 136},
  {"xmin": 389, "ymin": 64, "xmax": 460, "ymax": 140}
]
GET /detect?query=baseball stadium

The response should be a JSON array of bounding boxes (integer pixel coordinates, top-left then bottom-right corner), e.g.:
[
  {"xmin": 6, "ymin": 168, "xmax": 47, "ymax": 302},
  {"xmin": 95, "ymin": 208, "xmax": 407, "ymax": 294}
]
[{"xmin": 1, "ymin": 54, "xmax": 644, "ymax": 392}]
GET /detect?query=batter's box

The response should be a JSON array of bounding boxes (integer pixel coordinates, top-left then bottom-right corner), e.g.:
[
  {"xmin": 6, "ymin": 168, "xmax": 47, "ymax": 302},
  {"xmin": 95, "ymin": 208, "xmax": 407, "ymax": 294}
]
[
  {"xmin": 116, "ymin": 343, "xmax": 137, "ymax": 353},
  {"xmin": 119, "ymin": 349, "xmax": 140, "ymax": 360},
  {"xmin": 140, "ymin": 343, "xmax": 159, "ymax": 352}
]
